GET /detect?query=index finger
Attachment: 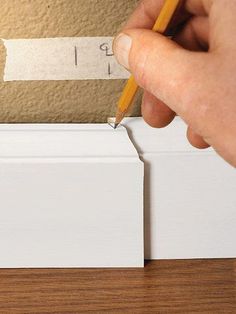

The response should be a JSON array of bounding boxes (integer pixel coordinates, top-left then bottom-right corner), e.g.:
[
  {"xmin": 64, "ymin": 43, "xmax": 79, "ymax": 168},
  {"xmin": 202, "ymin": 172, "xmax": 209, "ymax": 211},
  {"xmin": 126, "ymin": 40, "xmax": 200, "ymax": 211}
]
[
  {"xmin": 124, "ymin": 0, "xmax": 165, "ymax": 30},
  {"xmin": 123, "ymin": 0, "xmax": 213, "ymax": 31}
]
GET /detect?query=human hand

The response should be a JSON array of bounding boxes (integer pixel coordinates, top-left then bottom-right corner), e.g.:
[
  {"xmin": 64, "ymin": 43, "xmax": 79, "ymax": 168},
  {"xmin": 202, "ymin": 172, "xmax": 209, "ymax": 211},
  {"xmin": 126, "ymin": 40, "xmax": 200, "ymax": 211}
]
[{"xmin": 113, "ymin": 0, "xmax": 236, "ymax": 167}]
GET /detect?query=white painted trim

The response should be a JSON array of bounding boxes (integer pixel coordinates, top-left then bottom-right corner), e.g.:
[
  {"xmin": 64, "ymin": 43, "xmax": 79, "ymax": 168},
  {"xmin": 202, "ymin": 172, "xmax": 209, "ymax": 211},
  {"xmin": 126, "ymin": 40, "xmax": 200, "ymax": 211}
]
[
  {"xmin": 0, "ymin": 123, "xmax": 140, "ymax": 159},
  {"xmin": 123, "ymin": 116, "xmax": 214, "ymax": 154},
  {"xmin": 0, "ymin": 124, "xmax": 144, "ymax": 268},
  {"xmin": 0, "ymin": 118, "xmax": 235, "ymax": 267},
  {"xmin": 123, "ymin": 118, "xmax": 236, "ymax": 260}
]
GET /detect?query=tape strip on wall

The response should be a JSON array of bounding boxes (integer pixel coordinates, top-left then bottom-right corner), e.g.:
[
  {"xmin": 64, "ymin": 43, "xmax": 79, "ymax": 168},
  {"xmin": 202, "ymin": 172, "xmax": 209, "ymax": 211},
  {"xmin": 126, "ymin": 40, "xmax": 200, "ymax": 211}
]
[{"xmin": 2, "ymin": 37, "xmax": 130, "ymax": 81}]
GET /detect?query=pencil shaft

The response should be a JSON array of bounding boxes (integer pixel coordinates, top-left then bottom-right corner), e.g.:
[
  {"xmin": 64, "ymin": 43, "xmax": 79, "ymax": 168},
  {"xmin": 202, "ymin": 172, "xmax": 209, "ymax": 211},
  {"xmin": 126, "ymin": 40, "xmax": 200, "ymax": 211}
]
[
  {"xmin": 153, "ymin": 0, "xmax": 180, "ymax": 33},
  {"xmin": 115, "ymin": 0, "xmax": 181, "ymax": 126}
]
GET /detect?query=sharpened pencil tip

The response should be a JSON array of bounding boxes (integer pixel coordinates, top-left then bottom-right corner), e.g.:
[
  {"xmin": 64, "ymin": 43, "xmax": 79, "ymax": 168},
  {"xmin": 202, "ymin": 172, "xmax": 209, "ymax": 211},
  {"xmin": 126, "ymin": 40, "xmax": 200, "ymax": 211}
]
[
  {"xmin": 107, "ymin": 116, "xmax": 123, "ymax": 129},
  {"xmin": 107, "ymin": 117, "xmax": 118, "ymax": 129}
]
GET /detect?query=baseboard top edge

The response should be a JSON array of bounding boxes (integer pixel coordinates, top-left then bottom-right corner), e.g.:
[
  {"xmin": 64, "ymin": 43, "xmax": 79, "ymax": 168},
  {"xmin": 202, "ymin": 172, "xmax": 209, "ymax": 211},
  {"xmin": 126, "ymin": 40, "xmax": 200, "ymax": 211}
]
[{"xmin": 0, "ymin": 124, "xmax": 141, "ymax": 160}]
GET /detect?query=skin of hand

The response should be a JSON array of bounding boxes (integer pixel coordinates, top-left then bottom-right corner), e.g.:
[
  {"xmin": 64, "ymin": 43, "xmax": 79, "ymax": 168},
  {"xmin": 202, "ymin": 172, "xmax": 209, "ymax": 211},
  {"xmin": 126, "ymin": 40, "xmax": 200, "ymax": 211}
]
[{"xmin": 113, "ymin": 0, "xmax": 236, "ymax": 167}]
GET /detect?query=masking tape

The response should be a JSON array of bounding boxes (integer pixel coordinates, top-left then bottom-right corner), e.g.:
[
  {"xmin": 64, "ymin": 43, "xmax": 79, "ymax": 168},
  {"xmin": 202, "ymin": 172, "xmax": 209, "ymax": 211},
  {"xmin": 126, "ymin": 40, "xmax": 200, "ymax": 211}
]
[{"xmin": 2, "ymin": 37, "xmax": 130, "ymax": 81}]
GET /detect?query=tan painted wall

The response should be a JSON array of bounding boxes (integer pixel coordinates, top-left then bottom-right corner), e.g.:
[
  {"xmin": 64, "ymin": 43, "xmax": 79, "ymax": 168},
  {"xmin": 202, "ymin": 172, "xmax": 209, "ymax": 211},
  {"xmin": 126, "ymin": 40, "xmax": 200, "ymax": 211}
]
[{"xmin": 0, "ymin": 0, "xmax": 140, "ymax": 123}]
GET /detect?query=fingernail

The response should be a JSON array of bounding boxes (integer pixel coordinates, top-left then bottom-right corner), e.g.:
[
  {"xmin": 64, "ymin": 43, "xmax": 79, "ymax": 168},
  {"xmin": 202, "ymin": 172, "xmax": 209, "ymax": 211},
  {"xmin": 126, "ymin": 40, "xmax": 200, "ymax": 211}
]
[{"xmin": 113, "ymin": 33, "xmax": 132, "ymax": 69}]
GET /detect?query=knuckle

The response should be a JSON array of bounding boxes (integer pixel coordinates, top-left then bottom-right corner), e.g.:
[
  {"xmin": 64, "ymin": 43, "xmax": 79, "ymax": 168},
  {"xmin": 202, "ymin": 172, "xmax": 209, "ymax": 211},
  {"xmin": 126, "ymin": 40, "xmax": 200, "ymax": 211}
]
[{"xmin": 181, "ymin": 78, "xmax": 214, "ymax": 135}]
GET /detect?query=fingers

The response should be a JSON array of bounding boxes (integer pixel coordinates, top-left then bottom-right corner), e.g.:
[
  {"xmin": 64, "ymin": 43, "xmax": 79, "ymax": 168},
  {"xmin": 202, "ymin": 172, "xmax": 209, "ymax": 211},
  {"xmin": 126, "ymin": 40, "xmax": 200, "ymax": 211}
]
[
  {"xmin": 185, "ymin": 0, "xmax": 214, "ymax": 16},
  {"xmin": 187, "ymin": 127, "xmax": 210, "ymax": 149},
  {"xmin": 123, "ymin": 0, "xmax": 213, "ymax": 33},
  {"xmin": 174, "ymin": 16, "xmax": 209, "ymax": 51},
  {"xmin": 113, "ymin": 29, "xmax": 205, "ymax": 117},
  {"xmin": 142, "ymin": 95, "xmax": 210, "ymax": 149},
  {"xmin": 142, "ymin": 90, "xmax": 210, "ymax": 151},
  {"xmin": 142, "ymin": 91, "xmax": 176, "ymax": 128},
  {"xmin": 124, "ymin": 0, "xmax": 165, "ymax": 30}
]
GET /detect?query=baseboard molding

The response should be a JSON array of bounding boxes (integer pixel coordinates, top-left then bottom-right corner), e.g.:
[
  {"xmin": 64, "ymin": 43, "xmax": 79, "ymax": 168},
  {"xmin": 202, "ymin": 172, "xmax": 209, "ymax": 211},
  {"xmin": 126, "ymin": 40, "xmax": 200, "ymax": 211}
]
[
  {"xmin": 123, "ymin": 118, "xmax": 236, "ymax": 260},
  {"xmin": 0, "ymin": 123, "xmax": 144, "ymax": 268},
  {"xmin": 0, "ymin": 118, "xmax": 235, "ymax": 267}
]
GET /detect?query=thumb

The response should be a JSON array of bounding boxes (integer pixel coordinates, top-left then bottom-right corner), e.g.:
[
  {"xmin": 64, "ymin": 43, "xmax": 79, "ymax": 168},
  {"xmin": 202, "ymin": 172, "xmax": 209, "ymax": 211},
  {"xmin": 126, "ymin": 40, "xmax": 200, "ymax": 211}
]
[{"xmin": 113, "ymin": 29, "xmax": 204, "ymax": 117}]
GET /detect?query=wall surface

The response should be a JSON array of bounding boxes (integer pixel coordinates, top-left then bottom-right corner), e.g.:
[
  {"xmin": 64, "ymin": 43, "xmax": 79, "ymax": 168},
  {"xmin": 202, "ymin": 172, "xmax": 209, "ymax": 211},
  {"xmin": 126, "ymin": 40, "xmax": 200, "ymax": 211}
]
[{"xmin": 0, "ymin": 0, "xmax": 140, "ymax": 122}]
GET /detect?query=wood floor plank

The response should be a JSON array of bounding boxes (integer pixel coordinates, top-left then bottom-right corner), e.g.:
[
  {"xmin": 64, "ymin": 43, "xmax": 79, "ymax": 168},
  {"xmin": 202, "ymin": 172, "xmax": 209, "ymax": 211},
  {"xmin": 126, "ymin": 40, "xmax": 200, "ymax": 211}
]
[{"xmin": 0, "ymin": 259, "xmax": 235, "ymax": 313}]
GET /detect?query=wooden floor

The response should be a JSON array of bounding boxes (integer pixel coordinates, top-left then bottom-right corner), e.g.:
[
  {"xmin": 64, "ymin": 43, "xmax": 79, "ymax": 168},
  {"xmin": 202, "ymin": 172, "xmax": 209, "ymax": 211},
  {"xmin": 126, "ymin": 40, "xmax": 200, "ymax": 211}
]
[{"xmin": 0, "ymin": 259, "xmax": 235, "ymax": 313}]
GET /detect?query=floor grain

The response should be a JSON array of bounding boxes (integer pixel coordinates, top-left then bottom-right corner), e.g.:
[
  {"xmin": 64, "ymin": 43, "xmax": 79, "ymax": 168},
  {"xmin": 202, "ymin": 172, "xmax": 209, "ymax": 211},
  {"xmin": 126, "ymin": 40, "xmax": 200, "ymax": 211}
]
[{"xmin": 0, "ymin": 259, "xmax": 235, "ymax": 313}]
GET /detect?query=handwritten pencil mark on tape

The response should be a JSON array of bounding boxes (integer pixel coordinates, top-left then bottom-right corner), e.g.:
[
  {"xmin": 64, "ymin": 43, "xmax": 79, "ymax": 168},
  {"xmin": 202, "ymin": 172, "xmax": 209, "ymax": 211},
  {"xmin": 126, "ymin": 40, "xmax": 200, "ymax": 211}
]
[
  {"xmin": 2, "ymin": 37, "xmax": 130, "ymax": 81},
  {"xmin": 99, "ymin": 42, "xmax": 114, "ymax": 76}
]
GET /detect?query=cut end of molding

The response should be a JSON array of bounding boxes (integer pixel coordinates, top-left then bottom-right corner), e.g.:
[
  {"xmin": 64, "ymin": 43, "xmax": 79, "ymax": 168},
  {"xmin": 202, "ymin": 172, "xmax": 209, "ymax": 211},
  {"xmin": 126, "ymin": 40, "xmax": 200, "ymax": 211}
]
[{"xmin": 107, "ymin": 117, "xmax": 120, "ymax": 129}]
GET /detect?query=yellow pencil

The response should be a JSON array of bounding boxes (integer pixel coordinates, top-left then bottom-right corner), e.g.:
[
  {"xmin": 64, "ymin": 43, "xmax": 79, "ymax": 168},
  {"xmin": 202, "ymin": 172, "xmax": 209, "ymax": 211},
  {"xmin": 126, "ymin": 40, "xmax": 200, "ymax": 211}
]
[{"xmin": 113, "ymin": 0, "xmax": 181, "ymax": 128}]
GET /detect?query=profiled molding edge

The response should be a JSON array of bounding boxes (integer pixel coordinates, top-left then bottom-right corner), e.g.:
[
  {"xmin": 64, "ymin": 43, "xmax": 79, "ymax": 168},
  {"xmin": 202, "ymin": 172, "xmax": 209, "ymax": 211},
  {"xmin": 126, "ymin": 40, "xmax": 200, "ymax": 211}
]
[
  {"xmin": 123, "ymin": 117, "xmax": 214, "ymax": 155},
  {"xmin": 0, "ymin": 123, "xmax": 140, "ymax": 160}
]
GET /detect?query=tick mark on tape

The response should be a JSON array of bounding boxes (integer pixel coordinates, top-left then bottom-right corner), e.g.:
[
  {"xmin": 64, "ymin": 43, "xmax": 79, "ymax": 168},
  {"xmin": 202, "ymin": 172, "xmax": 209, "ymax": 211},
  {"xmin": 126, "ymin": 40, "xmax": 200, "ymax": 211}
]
[
  {"xmin": 108, "ymin": 62, "xmax": 111, "ymax": 76},
  {"xmin": 74, "ymin": 46, "xmax": 78, "ymax": 67}
]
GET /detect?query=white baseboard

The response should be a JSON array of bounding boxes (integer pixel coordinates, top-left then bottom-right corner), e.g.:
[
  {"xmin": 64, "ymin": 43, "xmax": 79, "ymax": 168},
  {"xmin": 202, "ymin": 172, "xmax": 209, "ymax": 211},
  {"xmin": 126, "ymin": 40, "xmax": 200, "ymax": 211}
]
[
  {"xmin": 123, "ymin": 118, "xmax": 236, "ymax": 260},
  {"xmin": 0, "ymin": 123, "xmax": 144, "ymax": 268},
  {"xmin": 0, "ymin": 118, "xmax": 235, "ymax": 268}
]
